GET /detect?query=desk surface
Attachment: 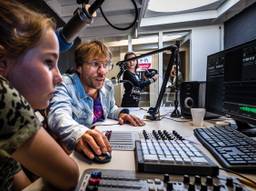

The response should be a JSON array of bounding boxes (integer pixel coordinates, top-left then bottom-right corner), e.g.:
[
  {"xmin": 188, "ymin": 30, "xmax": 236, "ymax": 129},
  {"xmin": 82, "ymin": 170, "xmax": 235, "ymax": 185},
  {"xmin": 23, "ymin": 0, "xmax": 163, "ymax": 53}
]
[{"xmin": 23, "ymin": 108, "xmax": 256, "ymax": 190}]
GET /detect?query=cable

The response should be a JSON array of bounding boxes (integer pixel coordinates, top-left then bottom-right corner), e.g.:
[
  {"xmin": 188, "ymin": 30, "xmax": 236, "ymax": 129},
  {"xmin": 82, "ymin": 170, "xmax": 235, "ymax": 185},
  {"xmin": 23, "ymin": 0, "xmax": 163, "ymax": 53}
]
[
  {"xmin": 163, "ymin": 116, "xmax": 190, "ymax": 122},
  {"xmin": 206, "ymin": 117, "xmax": 231, "ymax": 122},
  {"xmin": 139, "ymin": 108, "xmax": 188, "ymax": 122},
  {"xmin": 99, "ymin": 0, "xmax": 138, "ymax": 30},
  {"xmin": 139, "ymin": 107, "xmax": 148, "ymax": 111},
  {"xmin": 219, "ymin": 167, "xmax": 256, "ymax": 188}
]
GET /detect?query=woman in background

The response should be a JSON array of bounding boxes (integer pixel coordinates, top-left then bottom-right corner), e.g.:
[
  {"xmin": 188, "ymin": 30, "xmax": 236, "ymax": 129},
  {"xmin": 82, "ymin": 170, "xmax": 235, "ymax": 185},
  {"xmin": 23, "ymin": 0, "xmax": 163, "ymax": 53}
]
[
  {"xmin": 121, "ymin": 52, "xmax": 158, "ymax": 107},
  {"xmin": 170, "ymin": 65, "xmax": 183, "ymax": 88},
  {"xmin": 0, "ymin": 1, "xmax": 79, "ymax": 190}
]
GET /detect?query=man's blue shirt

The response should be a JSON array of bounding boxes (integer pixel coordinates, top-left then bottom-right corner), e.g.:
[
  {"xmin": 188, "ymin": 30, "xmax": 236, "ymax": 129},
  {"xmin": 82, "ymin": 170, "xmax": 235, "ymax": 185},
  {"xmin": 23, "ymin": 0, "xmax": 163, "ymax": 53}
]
[{"xmin": 48, "ymin": 73, "xmax": 123, "ymax": 151}]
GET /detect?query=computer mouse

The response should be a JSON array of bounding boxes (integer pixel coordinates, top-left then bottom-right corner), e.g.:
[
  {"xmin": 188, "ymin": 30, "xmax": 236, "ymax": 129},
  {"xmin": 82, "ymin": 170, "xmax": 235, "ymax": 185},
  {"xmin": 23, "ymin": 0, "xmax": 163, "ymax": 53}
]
[
  {"xmin": 82, "ymin": 151, "xmax": 112, "ymax": 164},
  {"xmin": 93, "ymin": 152, "xmax": 112, "ymax": 163}
]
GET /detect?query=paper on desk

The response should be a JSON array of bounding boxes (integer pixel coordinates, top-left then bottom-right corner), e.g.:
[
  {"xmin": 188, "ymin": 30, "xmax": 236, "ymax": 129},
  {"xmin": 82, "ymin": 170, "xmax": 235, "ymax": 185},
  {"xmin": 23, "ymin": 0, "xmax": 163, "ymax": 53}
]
[
  {"xmin": 128, "ymin": 108, "xmax": 147, "ymax": 119},
  {"xmin": 92, "ymin": 119, "xmax": 119, "ymax": 127},
  {"xmin": 125, "ymin": 107, "xmax": 173, "ymax": 119}
]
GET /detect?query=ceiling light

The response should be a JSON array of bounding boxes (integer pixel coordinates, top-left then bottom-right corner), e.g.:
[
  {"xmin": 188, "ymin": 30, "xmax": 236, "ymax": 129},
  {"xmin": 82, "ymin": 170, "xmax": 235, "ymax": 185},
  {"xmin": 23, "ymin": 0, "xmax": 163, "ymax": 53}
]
[
  {"xmin": 148, "ymin": 0, "xmax": 220, "ymax": 12},
  {"xmin": 106, "ymin": 34, "xmax": 184, "ymax": 47}
]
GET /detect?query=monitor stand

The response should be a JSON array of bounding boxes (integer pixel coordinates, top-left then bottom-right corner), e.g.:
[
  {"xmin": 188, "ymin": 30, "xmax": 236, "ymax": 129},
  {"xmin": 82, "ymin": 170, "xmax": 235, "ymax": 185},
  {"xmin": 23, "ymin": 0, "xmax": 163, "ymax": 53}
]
[
  {"xmin": 204, "ymin": 112, "xmax": 221, "ymax": 120},
  {"xmin": 235, "ymin": 120, "xmax": 256, "ymax": 137}
]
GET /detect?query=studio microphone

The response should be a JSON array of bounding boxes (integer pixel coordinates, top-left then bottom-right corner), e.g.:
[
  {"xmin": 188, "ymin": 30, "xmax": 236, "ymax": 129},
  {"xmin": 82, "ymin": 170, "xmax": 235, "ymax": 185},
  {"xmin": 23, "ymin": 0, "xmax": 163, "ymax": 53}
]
[{"xmin": 57, "ymin": 0, "xmax": 105, "ymax": 52}]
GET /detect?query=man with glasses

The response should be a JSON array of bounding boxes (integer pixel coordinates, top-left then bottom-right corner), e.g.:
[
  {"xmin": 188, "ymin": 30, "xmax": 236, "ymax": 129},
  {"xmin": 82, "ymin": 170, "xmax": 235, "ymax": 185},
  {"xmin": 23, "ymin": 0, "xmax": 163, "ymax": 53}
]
[{"xmin": 48, "ymin": 40, "xmax": 145, "ymax": 160}]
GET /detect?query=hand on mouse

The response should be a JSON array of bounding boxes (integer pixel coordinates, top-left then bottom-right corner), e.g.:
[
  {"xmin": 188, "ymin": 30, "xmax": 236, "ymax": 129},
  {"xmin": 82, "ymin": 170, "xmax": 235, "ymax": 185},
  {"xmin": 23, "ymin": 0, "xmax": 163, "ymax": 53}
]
[
  {"xmin": 75, "ymin": 129, "xmax": 111, "ymax": 159},
  {"xmin": 118, "ymin": 113, "xmax": 145, "ymax": 126}
]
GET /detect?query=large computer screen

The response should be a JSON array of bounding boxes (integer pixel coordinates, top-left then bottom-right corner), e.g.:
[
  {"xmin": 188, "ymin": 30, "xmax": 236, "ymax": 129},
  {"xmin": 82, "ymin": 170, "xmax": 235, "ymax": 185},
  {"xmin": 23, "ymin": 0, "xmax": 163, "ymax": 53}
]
[
  {"xmin": 205, "ymin": 51, "xmax": 225, "ymax": 116},
  {"xmin": 205, "ymin": 38, "xmax": 256, "ymax": 135},
  {"xmin": 224, "ymin": 40, "xmax": 256, "ymax": 125},
  {"xmin": 224, "ymin": 39, "xmax": 256, "ymax": 135}
]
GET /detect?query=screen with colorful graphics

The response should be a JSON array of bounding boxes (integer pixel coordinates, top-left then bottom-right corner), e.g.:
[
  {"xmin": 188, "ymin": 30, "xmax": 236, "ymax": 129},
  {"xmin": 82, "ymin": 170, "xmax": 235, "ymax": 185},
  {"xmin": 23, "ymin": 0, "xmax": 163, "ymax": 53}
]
[{"xmin": 224, "ymin": 38, "xmax": 256, "ymax": 127}]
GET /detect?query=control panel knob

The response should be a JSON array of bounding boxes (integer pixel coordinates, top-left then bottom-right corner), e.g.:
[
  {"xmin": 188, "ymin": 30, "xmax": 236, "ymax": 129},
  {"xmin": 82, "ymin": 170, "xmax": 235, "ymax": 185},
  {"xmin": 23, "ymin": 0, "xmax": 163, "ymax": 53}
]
[
  {"xmin": 183, "ymin": 175, "xmax": 190, "ymax": 184},
  {"xmin": 213, "ymin": 184, "xmax": 220, "ymax": 191},
  {"xmin": 158, "ymin": 130, "xmax": 166, "ymax": 140},
  {"xmin": 200, "ymin": 184, "xmax": 207, "ymax": 191},
  {"xmin": 143, "ymin": 130, "xmax": 149, "ymax": 139},
  {"xmin": 90, "ymin": 171, "xmax": 102, "ymax": 178},
  {"xmin": 235, "ymin": 185, "xmax": 243, "ymax": 191},
  {"xmin": 163, "ymin": 174, "xmax": 170, "ymax": 183},
  {"xmin": 206, "ymin": 176, "xmax": 213, "ymax": 186},
  {"xmin": 86, "ymin": 185, "xmax": 97, "ymax": 191},
  {"xmin": 188, "ymin": 183, "xmax": 195, "ymax": 191},
  {"xmin": 167, "ymin": 181, "xmax": 173, "ymax": 191},
  {"xmin": 156, "ymin": 187, "xmax": 165, "ymax": 191},
  {"xmin": 88, "ymin": 178, "xmax": 100, "ymax": 185},
  {"xmin": 154, "ymin": 178, "xmax": 161, "ymax": 185},
  {"xmin": 195, "ymin": 175, "xmax": 201, "ymax": 185},
  {"xmin": 226, "ymin": 177, "xmax": 233, "ymax": 187},
  {"xmin": 148, "ymin": 185, "xmax": 155, "ymax": 191}
]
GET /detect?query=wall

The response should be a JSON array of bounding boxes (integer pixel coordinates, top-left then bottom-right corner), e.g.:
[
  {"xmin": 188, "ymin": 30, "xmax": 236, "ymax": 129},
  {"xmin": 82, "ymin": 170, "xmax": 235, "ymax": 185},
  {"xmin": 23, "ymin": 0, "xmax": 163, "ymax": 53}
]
[
  {"xmin": 107, "ymin": 47, "xmax": 127, "ymax": 106},
  {"xmin": 183, "ymin": 41, "xmax": 190, "ymax": 81},
  {"xmin": 224, "ymin": 2, "xmax": 256, "ymax": 49},
  {"xmin": 190, "ymin": 25, "xmax": 223, "ymax": 81},
  {"xmin": 58, "ymin": 38, "xmax": 80, "ymax": 73}
]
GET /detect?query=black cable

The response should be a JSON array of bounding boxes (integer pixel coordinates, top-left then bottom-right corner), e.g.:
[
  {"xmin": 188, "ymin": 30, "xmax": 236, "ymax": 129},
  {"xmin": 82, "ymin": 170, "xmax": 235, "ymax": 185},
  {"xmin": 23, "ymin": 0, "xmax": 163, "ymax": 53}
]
[
  {"xmin": 219, "ymin": 167, "xmax": 256, "ymax": 188},
  {"xmin": 139, "ymin": 107, "xmax": 148, "ymax": 111},
  {"xmin": 206, "ymin": 117, "xmax": 231, "ymax": 122},
  {"xmin": 99, "ymin": 0, "xmax": 138, "ymax": 30},
  {"xmin": 163, "ymin": 116, "xmax": 190, "ymax": 122}
]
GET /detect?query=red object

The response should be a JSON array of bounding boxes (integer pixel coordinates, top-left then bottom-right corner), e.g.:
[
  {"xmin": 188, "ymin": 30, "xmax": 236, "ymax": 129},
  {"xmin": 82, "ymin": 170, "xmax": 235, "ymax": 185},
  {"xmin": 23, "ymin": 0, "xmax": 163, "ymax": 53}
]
[
  {"xmin": 88, "ymin": 178, "xmax": 100, "ymax": 185},
  {"xmin": 138, "ymin": 63, "xmax": 151, "ymax": 69}
]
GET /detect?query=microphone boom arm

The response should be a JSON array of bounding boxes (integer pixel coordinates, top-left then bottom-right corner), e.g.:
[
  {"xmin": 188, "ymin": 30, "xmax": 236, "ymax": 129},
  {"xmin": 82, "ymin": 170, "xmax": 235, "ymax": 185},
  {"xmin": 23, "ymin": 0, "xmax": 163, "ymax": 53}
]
[{"xmin": 147, "ymin": 45, "xmax": 179, "ymax": 120}]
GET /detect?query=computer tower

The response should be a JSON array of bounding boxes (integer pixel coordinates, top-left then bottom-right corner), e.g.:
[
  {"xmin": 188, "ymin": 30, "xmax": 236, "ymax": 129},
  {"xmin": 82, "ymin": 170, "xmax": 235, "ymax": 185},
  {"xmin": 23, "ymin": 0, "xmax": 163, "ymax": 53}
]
[{"xmin": 180, "ymin": 81, "xmax": 206, "ymax": 118}]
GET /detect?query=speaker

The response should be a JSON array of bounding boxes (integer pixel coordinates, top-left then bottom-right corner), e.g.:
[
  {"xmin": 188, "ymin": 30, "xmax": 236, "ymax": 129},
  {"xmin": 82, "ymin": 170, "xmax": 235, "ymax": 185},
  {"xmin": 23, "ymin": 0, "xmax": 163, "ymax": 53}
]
[{"xmin": 180, "ymin": 81, "xmax": 206, "ymax": 118}]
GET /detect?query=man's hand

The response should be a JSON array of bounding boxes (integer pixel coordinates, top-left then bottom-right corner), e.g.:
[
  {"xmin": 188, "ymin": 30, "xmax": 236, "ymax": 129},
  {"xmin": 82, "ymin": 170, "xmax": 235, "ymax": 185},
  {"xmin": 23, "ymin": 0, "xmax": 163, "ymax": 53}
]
[
  {"xmin": 118, "ymin": 113, "xmax": 145, "ymax": 126},
  {"xmin": 76, "ymin": 129, "xmax": 111, "ymax": 159}
]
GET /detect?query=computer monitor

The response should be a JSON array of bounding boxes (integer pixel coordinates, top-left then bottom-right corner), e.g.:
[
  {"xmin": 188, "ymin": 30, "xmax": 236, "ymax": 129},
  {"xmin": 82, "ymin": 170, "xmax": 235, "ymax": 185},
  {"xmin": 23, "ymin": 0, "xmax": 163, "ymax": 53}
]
[
  {"xmin": 224, "ymin": 39, "xmax": 256, "ymax": 136},
  {"xmin": 205, "ymin": 51, "xmax": 225, "ymax": 116}
]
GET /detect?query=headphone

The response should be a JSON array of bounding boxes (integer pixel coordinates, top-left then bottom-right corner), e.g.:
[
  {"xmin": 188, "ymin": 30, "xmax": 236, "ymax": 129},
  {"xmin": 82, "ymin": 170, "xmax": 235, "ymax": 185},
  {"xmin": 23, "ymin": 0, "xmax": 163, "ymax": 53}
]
[{"xmin": 144, "ymin": 69, "xmax": 158, "ymax": 78}]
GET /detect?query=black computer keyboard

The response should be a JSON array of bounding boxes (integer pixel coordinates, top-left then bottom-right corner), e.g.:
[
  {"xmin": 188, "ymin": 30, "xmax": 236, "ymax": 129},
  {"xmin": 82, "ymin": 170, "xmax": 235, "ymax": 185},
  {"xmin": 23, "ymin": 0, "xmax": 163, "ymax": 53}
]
[
  {"xmin": 194, "ymin": 125, "xmax": 256, "ymax": 173},
  {"xmin": 135, "ymin": 130, "xmax": 219, "ymax": 176}
]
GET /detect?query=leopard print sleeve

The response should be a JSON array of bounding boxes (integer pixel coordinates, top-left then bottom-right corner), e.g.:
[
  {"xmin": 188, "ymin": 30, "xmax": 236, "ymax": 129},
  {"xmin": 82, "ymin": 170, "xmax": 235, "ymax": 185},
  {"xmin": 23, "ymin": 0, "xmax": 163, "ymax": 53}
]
[{"xmin": 0, "ymin": 76, "xmax": 41, "ymax": 157}]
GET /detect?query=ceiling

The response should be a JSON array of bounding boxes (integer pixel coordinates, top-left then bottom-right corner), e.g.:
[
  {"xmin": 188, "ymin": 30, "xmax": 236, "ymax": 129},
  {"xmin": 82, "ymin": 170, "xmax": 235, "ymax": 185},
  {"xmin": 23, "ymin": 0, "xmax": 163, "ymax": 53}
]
[{"xmin": 43, "ymin": 0, "xmax": 256, "ymax": 43}]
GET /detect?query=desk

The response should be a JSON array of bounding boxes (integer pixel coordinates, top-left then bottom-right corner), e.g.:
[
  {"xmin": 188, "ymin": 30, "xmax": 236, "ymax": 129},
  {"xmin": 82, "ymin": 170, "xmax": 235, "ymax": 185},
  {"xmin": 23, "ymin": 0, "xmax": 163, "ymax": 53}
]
[{"xmin": 23, "ymin": 108, "xmax": 256, "ymax": 190}]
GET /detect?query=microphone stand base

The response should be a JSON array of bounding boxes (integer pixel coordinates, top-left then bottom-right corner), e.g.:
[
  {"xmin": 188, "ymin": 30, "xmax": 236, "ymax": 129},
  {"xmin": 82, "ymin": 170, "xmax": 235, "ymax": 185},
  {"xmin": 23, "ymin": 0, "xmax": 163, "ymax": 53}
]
[
  {"xmin": 144, "ymin": 114, "xmax": 161, "ymax": 121},
  {"xmin": 145, "ymin": 107, "xmax": 161, "ymax": 121},
  {"xmin": 171, "ymin": 108, "xmax": 181, "ymax": 118}
]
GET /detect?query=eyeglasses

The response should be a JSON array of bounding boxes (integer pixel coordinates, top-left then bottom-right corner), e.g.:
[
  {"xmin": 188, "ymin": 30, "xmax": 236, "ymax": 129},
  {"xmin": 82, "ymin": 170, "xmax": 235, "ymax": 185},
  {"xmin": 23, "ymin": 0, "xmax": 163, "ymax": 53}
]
[{"xmin": 86, "ymin": 60, "xmax": 113, "ymax": 71}]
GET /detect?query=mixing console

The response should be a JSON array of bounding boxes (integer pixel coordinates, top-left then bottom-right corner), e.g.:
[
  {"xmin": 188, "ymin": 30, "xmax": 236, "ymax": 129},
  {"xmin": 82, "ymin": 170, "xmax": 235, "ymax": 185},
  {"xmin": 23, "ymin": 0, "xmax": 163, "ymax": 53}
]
[{"xmin": 76, "ymin": 169, "xmax": 249, "ymax": 191}]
